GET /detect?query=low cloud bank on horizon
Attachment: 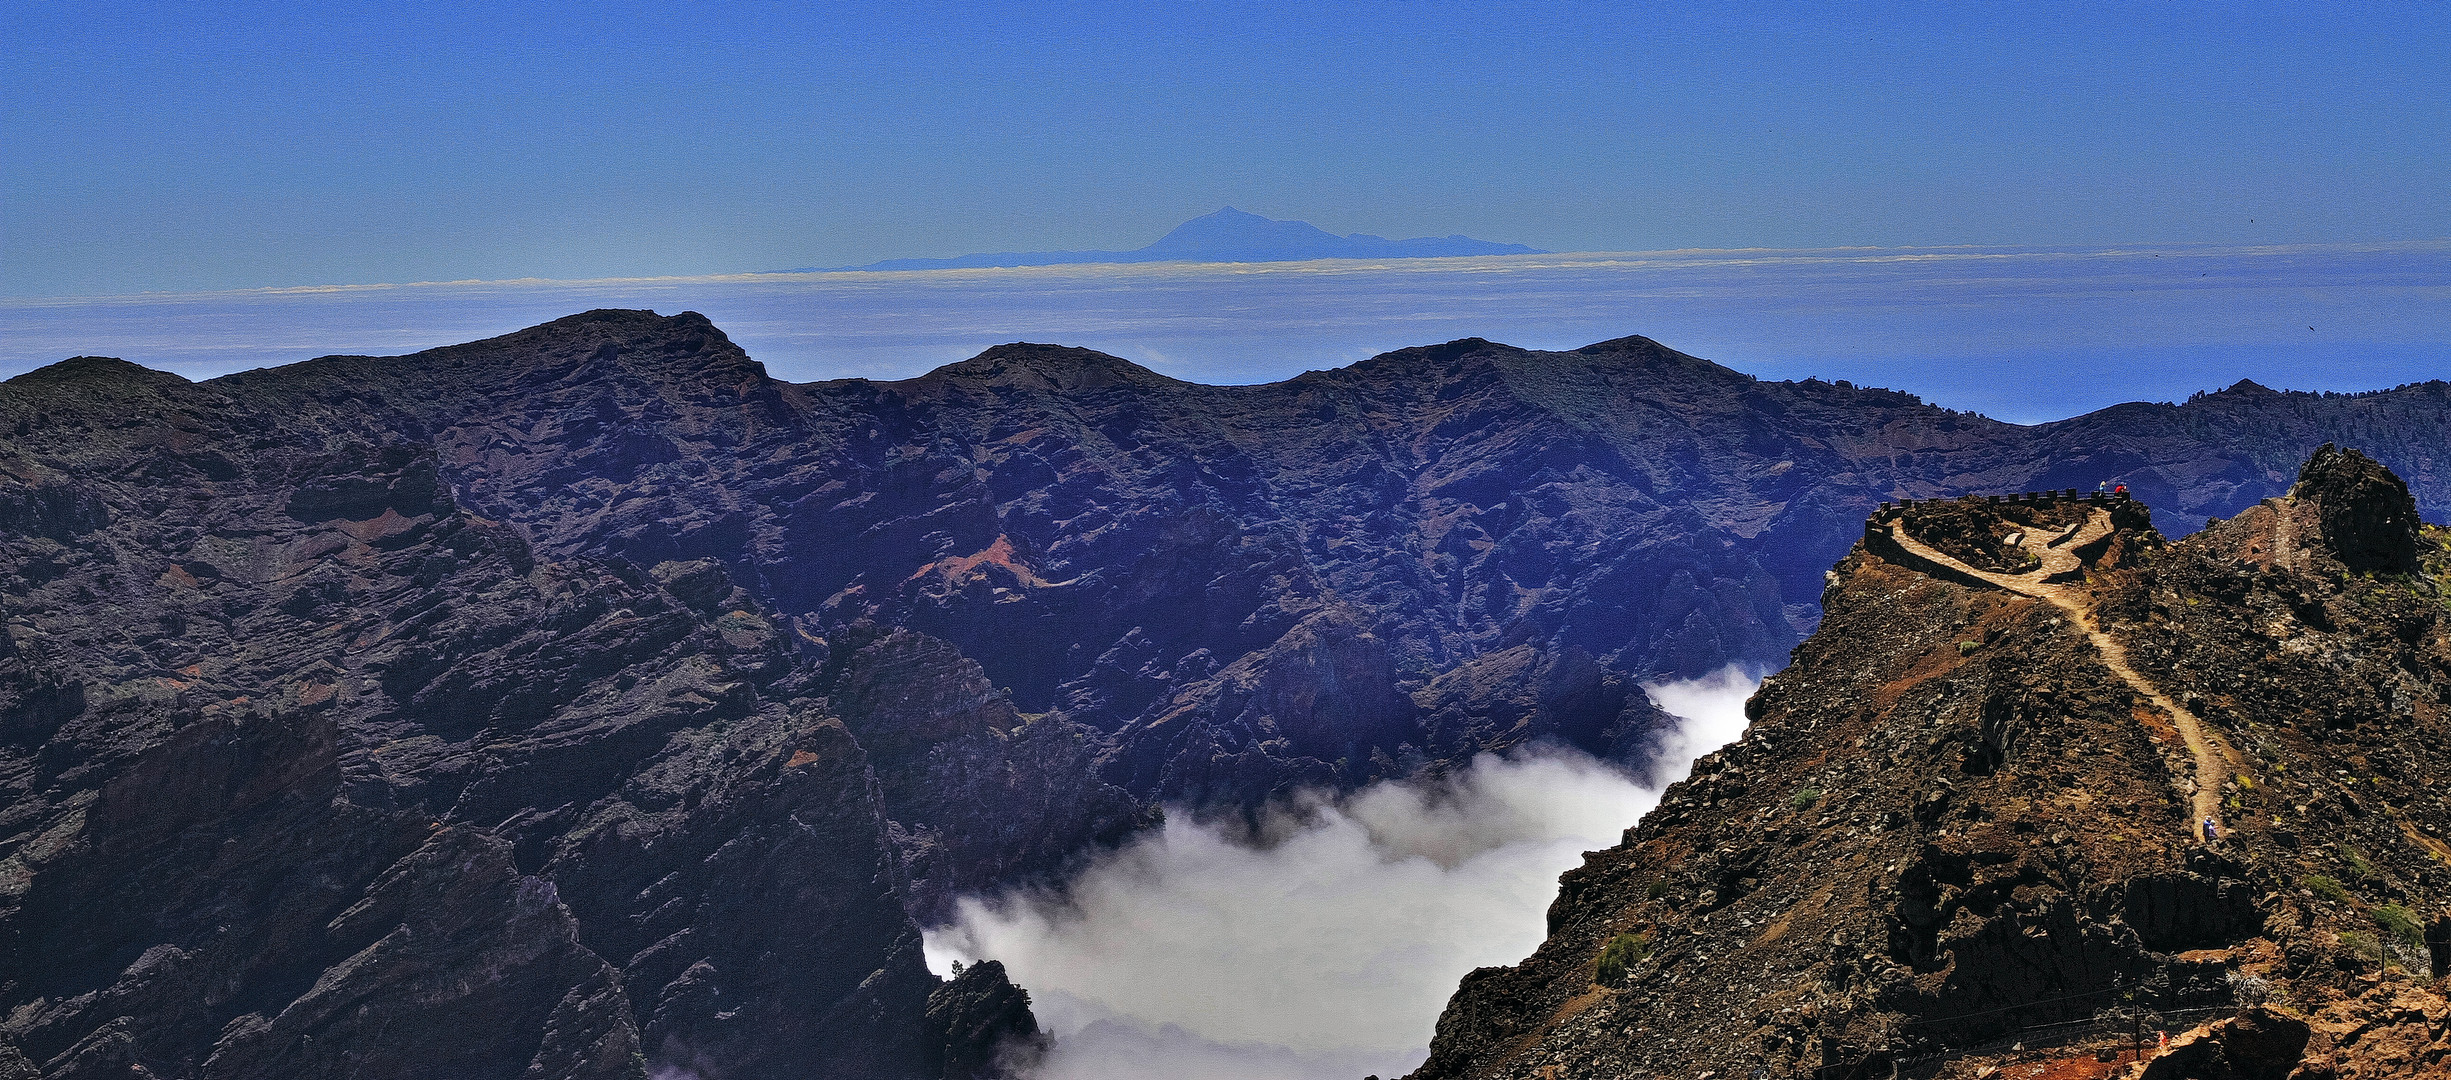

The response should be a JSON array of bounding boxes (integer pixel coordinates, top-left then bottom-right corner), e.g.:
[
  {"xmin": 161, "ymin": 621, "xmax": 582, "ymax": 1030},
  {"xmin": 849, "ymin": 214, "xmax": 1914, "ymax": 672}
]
[
  {"xmin": 3, "ymin": 241, "xmax": 2444, "ymax": 423},
  {"xmin": 920, "ymin": 666, "xmax": 1760, "ymax": 1080}
]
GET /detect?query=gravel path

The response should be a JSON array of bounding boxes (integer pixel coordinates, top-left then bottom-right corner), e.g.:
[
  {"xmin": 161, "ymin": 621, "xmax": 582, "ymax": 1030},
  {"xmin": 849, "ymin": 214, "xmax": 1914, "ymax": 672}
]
[{"xmin": 1885, "ymin": 509, "xmax": 2240, "ymax": 839}]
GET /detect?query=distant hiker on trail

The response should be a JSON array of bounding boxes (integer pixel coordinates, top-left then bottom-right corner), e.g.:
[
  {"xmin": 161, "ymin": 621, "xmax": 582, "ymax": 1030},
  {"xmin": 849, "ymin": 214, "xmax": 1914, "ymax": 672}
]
[
  {"xmin": 2203, "ymin": 817, "xmax": 2220, "ymax": 843},
  {"xmin": 2097, "ymin": 481, "xmax": 2109, "ymax": 492}
]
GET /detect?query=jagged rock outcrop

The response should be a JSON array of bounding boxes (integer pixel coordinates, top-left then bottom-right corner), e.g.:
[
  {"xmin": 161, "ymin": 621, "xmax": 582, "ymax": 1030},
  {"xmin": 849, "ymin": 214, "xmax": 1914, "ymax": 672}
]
[
  {"xmin": 924, "ymin": 960, "xmax": 1048, "ymax": 1080},
  {"xmin": 1411, "ymin": 452, "xmax": 2451, "ymax": 1080},
  {"xmin": 2293, "ymin": 443, "xmax": 2422, "ymax": 573}
]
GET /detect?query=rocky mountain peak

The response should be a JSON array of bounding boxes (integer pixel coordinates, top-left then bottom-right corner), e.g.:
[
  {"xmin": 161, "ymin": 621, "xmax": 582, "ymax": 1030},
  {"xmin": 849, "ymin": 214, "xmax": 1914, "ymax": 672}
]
[
  {"xmin": 4, "ymin": 355, "xmax": 188, "ymax": 389},
  {"xmin": 2293, "ymin": 442, "xmax": 2423, "ymax": 573},
  {"xmin": 1414, "ymin": 451, "xmax": 2451, "ymax": 1080},
  {"xmin": 918, "ymin": 342, "xmax": 1175, "ymax": 392}
]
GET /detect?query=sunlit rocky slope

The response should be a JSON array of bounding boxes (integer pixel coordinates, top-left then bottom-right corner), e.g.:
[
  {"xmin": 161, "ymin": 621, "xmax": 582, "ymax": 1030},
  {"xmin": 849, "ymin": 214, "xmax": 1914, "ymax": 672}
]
[
  {"xmin": 0, "ymin": 310, "xmax": 2444, "ymax": 1078},
  {"xmin": 1413, "ymin": 448, "xmax": 2451, "ymax": 1080}
]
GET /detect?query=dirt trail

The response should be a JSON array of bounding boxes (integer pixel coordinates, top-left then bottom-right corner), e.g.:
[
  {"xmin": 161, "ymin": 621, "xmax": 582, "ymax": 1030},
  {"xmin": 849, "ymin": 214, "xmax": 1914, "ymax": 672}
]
[{"xmin": 1885, "ymin": 509, "xmax": 2240, "ymax": 839}]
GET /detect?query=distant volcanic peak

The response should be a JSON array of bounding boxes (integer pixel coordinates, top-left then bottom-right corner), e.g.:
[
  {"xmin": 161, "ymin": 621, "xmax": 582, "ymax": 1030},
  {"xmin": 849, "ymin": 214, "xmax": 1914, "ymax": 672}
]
[
  {"xmin": 1133, "ymin": 207, "xmax": 1546, "ymax": 263},
  {"xmin": 815, "ymin": 208, "xmax": 1543, "ymax": 271},
  {"xmin": 1137, "ymin": 206, "xmax": 1351, "ymax": 258}
]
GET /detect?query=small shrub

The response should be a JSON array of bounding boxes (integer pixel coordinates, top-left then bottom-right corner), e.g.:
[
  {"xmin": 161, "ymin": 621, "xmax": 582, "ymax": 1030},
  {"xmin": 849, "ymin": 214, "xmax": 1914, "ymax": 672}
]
[
  {"xmin": 1645, "ymin": 879, "xmax": 1669, "ymax": 901},
  {"xmin": 2341, "ymin": 844, "xmax": 2376, "ymax": 879},
  {"xmin": 1594, "ymin": 932, "xmax": 1650, "ymax": 987},
  {"xmin": 2340, "ymin": 930, "xmax": 2385, "ymax": 964},
  {"xmin": 1789, "ymin": 787, "xmax": 1823, "ymax": 811},
  {"xmin": 1956, "ymin": 640, "xmax": 1981, "ymax": 656},
  {"xmin": 2303, "ymin": 875, "xmax": 2350, "ymax": 903},
  {"xmin": 2371, "ymin": 904, "xmax": 2425, "ymax": 947}
]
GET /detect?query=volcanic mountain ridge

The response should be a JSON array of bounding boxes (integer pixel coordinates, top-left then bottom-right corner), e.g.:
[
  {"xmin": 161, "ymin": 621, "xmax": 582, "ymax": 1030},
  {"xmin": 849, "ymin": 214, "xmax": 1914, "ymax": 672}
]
[
  {"xmin": 0, "ymin": 309, "xmax": 2446, "ymax": 1078},
  {"xmin": 1412, "ymin": 446, "xmax": 2451, "ymax": 1080}
]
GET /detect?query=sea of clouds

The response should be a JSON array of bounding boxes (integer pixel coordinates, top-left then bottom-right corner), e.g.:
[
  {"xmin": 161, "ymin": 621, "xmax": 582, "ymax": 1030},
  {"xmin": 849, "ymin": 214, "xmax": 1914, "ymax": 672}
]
[
  {"xmin": 5, "ymin": 241, "xmax": 2446, "ymax": 423},
  {"xmin": 921, "ymin": 665, "xmax": 1760, "ymax": 1080}
]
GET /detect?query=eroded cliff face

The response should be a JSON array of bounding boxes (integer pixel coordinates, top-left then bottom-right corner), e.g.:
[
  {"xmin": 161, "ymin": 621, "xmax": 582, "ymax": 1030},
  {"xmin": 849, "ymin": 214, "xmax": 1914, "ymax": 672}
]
[
  {"xmin": 0, "ymin": 362, "xmax": 1002, "ymax": 1078},
  {"xmin": 1413, "ymin": 449, "xmax": 2451, "ymax": 1080},
  {"xmin": 193, "ymin": 312, "xmax": 2451, "ymax": 811}
]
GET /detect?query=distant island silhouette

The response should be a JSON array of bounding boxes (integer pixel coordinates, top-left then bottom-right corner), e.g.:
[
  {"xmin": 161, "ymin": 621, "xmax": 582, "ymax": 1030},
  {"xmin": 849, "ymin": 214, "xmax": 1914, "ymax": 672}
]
[{"xmin": 779, "ymin": 207, "xmax": 1545, "ymax": 272}]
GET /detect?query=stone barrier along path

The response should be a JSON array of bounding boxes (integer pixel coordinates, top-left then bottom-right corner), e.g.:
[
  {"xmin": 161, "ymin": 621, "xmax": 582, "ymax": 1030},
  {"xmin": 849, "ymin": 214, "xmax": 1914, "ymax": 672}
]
[{"xmin": 1878, "ymin": 507, "xmax": 2242, "ymax": 841}]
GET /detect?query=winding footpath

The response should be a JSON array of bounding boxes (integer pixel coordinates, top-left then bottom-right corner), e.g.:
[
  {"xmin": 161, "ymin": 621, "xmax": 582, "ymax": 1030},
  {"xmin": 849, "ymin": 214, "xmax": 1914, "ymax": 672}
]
[{"xmin": 1883, "ymin": 508, "xmax": 2241, "ymax": 840}]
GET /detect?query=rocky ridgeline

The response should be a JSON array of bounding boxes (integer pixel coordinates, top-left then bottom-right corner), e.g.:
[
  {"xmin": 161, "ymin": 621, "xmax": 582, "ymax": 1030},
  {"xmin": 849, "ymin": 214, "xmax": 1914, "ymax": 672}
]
[
  {"xmin": 0, "ymin": 310, "xmax": 2447, "ymax": 1078},
  {"xmin": 1411, "ymin": 447, "xmax": 2451, "ymax": 1079}
]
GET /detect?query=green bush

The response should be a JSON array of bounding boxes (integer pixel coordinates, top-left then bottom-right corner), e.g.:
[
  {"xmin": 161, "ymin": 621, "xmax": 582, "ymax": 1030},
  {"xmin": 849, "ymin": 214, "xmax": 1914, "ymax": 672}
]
[
  {"xmin": 2371, "ymin": 904, "xmax": 2425, "ymax": 948},
  {"xmin": 1789, "ymin": 787, "xmax": 1823, "ymax": 811},
  {"xmin": 2303, "ymin": 875, "xmax": 2350, "ymax": 903},
  {"xmin": 2340, "ymin": 844, "xmax": 2376, "ymax": 879},
  {"xmin": 1956, "ymin": 640, "xmax": 1981, "ymax": 656},
  {"xmin": 2339, "ymin": 930, "xmax": 2385, "ymax": 964},
  {"xmin": 1645, "ymin": 879, "xmax": 1669, "ymax": 901},
  {"xmin": 1594, "ymin": 932, "xmax": 1651, "ymax": 987}
]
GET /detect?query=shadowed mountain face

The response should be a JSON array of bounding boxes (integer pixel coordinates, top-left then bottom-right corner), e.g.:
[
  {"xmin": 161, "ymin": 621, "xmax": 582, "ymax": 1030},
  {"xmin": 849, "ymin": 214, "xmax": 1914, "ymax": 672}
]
[
  {"xmin": 810, "ymin": 207, "xmax": 1544, "ymax": 271},
  {"xmin": 0, "ymin": 309, "xmax": 2444, "ymax": 1076}
]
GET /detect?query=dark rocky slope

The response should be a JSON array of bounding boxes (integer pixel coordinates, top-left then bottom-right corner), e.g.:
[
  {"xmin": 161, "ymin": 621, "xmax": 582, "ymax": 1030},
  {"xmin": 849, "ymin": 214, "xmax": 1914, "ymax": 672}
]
[
  {"xmin": 0, "ymin": 310, "xmax": 2445, "ymax": 1077},
  {"xmin": 0, "ymin": 362, "xmax": 1021, "ymax": 1078},
  {"xmin": 202, "ymin": 311, "xmax": 2451, "ymax": 811},
  {"xmin": 1410, "ymin": 448, "xmax": 2451, "ymax": 1079}
]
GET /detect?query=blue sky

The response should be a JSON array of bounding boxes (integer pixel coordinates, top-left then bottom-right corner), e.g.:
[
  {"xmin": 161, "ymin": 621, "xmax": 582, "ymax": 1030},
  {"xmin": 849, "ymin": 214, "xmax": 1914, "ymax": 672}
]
[{"xmin": 5, "ymin": 2, "xmax": 2446, "ymax": 296}]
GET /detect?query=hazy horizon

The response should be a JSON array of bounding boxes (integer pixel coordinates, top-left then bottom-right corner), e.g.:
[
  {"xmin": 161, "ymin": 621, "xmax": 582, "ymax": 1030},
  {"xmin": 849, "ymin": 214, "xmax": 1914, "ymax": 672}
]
[
  {"xmin": 7, "ymin": 238, "xmax": 2443, "ymax": 425},
  {"xmin": 7, "ymin": 5, "xmax": 2443, "ymax": 297}
]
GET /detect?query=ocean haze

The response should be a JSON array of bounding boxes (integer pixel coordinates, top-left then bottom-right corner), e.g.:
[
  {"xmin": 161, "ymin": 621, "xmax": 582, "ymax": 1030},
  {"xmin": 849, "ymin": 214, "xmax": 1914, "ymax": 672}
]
[{"xmin": 5, "ymin": 240, "xmax": 2444, "ymax": 424}]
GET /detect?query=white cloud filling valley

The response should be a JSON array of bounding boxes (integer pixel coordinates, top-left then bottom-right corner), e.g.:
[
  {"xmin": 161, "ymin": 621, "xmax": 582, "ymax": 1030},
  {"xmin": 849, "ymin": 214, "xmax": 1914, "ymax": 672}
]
[{"xmin": 923, "ymin": 665, "xmax": 1763, "ymax": 1080}]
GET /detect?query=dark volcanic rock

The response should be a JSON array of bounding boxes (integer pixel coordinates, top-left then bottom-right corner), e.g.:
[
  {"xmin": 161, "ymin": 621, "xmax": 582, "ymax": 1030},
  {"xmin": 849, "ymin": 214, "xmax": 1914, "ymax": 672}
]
[
  {"xmin": 3, "ymin": 310, "xmax": 2450, "ymax": 1075},
  {"xmin": 1408, "ymin": 453, "xmax": 2451, "ymax": 1080},
  {"xmin": 0, "ymin": 357, "xmax": 952, "ymax": 1078},
  {"xmin": 2294, "ymin": 442, "xmax": 2422, "ymax": 573},
  {"xmin": 925, "ymin": 960, "xmax": 1048, "ymax": 1080},
  {"xmin": 186, "ymin": 314, "xmax": 2451, "ymax": 811},
  {"xmin": 823, "ymin": 625, "xmax": 1148, "ymax": 924}
]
